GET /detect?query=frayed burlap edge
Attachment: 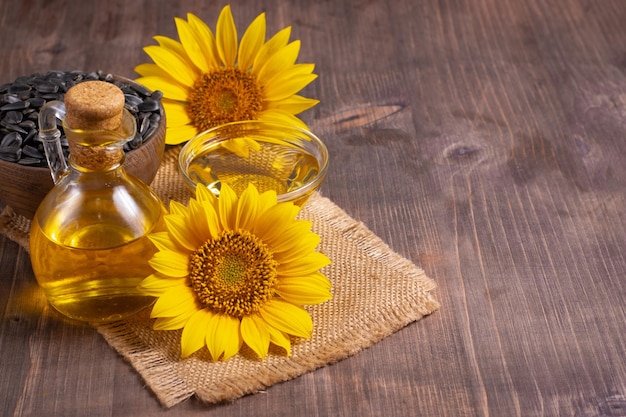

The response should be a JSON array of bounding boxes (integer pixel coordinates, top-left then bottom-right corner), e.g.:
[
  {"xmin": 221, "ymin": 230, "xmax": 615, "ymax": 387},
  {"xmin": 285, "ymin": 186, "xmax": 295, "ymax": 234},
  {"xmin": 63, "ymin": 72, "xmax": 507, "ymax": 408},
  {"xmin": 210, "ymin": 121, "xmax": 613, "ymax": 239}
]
[
  {"xmin": 0, "ymin": 148, "xmax": 439, "ymax": 408},
  {"xmin": 0, "ymin": 205, "xmax": 30, "ymax": 251}
]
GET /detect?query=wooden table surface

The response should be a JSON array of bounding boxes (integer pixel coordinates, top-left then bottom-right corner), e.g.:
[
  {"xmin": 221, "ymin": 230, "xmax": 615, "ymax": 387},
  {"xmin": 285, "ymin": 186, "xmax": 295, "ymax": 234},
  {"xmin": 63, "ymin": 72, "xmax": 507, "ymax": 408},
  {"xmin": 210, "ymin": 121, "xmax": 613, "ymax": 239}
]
[{"xmin": 2, "ymin": 0, "xmax": 626, "ymax": 415}]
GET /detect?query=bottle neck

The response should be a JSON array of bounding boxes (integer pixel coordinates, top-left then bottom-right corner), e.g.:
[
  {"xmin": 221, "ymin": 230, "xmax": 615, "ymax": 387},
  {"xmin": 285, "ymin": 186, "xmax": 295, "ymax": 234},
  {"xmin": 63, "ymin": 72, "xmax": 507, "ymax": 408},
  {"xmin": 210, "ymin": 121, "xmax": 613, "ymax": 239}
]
[{"xmin": 68, "ymin": 142, "xmax": 125, "ymax": 172}]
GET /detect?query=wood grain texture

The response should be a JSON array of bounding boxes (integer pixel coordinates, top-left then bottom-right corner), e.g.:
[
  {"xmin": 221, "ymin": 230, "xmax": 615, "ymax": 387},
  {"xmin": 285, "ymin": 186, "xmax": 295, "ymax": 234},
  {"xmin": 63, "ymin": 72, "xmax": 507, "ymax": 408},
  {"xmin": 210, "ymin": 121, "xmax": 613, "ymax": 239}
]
[{"xmin": 2, "ymin": 0, "xmax": 626, "ymax": 415}]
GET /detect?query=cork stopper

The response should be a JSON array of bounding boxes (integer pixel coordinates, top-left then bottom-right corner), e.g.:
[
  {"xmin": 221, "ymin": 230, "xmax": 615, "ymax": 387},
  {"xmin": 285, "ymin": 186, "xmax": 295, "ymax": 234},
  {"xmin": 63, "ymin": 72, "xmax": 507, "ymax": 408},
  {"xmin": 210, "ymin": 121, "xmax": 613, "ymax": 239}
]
[
  {"xmin": 64, "ymin": 80, "xmax": 125, "ymax": 131},
  {"xmin": 63, "ymin": 81, "xmax": 130, "ymax": 170}
]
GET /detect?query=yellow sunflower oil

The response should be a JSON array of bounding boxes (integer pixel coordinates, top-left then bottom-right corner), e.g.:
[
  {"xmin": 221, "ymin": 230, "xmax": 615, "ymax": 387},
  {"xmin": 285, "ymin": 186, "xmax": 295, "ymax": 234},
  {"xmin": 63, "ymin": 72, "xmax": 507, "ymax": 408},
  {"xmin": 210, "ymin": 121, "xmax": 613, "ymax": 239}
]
[
  {"xmin": 29, "ymin": 80, "xmax": 165, "ymax": 322},
  {"xmin": 29, "ymin": 181, "xmax": 165, "ymax": 322},
  {"xmin": 185, "ymin": 141, "xmax": 321, "ymax": 206}
]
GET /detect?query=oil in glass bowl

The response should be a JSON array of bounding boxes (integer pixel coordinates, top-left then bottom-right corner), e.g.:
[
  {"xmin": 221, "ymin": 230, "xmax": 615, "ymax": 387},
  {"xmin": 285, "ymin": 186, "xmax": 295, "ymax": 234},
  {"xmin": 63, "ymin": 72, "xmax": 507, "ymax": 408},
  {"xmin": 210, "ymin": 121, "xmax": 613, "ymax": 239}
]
[{"xmin": 179, "ymin": 121, "xmax": 329, "ymax": 207}]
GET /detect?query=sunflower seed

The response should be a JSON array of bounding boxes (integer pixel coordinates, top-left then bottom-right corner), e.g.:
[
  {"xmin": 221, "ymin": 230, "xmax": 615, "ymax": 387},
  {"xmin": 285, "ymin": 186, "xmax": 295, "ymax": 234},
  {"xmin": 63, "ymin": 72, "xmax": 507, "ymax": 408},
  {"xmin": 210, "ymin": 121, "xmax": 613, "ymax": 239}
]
[
  {"xmin": 1, "ymin": 101, "xmax": 29, "ymax": 111},
  {"xmin": 124, "ymin": 94, "xmax": 144, "ymax": 107},
  {"xmin": 1, "ymin": 132, "xmax": 22, "ymax": 147},
  {"xmin": 19, "ymin": 120, "xmax": 36, "ymax": 130},
  {"xmin": 23, "ymin": 144, "xmax": 44, "ymax": 159},
  {"xmin": 23, "ymin": 128, "xmax": 37, "ymax": 144},
  {"xmin": 34, "ymin": 82, "xmax": 59, "ymax": 94},
  {"xmin": 151, "ymin": 90, "xmax": 164, "ymax": 101},
  {"xmin": 0, "ymin": 145, "xmax": 21, "ymax": 162},
  {"xmin": 26, "ymin": 97, "xmax": 46, "ymax": 108},
  {"xmin": 8, "ymin": 84, "xmax": 32, "ymax": 99},
  {"xmin": 130, "ymin": 82, "xmax": 152, "ymax": 97},
  {"xmin": 138, "ymin": 99, "xmax": 159, "ymax": 112},
  {"xmin": 142, "ymin": 124, "xmax": 157, "ymax": 141},
  {"xmin": 0, "ymin": 122, "xmax": 28, "ymax": 134},
  {"xmin": 125, "ymin": 131, "xmax": 144, "ymax": 150},
  {"xmin": 3, "ymin": 110, "xmax": 23, "ymax": 124},
  {"xmin": 2, "ymin": 94, "xmax": 20, "ymax": 104},
  {"xmin": 17, "ymin": 157, "xmax": 42, "ymax": 165}
]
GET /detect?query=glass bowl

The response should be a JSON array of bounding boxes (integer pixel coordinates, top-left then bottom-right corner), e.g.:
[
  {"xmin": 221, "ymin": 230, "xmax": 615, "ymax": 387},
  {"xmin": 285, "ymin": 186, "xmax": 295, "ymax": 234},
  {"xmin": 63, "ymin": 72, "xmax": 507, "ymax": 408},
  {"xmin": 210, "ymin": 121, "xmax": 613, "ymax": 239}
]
[{"xmin": 178, "ymin": 121, "xmax": 329, "ymax": 207}]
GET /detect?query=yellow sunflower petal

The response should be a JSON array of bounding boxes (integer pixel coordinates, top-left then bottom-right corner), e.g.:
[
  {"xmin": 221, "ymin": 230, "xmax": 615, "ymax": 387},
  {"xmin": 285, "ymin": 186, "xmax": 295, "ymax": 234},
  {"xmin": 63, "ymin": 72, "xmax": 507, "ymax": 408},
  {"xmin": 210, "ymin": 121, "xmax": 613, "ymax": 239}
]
[
  {"xmin": 264, "ymin": 95, "xmax": 319, "ymax": 114},
  {"xmin": 277, "ymin": 251, "xmax": 332, "ymax": 277},
  {"xmin": 241, "ymin": 314, "xmax": 270, "ymax": 358},
  {"xmin": 136, "ymin": 76, "xmax": 189, "ymax": 101},
  {"xmin": 153, "ymin": 310, "xmax": 195, "ymax": 330},
  {"xmin": 138, "ymin": 274, "xmax": 187, "ymax": 297},
  {"xmin": 187, "ymin": 197, "xmax": 211, "ymax": 242},
  {"xmin": 203, "ymin": 199, "xmax": 222, "ymax": 240},
  {"xmin": 162, "ymin": 100, "xmax": 192, "ymax": 127},
  {"xmin": 168, "ymin": 200, "xmax": 188, "ymax": 217},
  {"xmin": 149, "ymin": 249, "xmax": 190, "ymax": 278},
  {"xmin": 221, "ymin": 137, "xmax": 257, "ymax": 158},
  {"xmin": 166, "ymin": 125, "xmax": 199, "ymax": 145},
  {"xmin": 206, "ymin": 313, "xmax": 242, "ymax": 361},
  {"xmin": 257, "ymin": 110, "xmax": 309, "ymax": 131},
  {"xmin": 148, "ymin": 231, "xmax": 180, "ymax": 252},
  {"xmin": 151, "ymin": 285, "xmax": 196, "ymax": 318},
  {"xmin": 194, "ymin": 182, "xmax": 216, "ymax": 203},
  {"xmin": 252, "ymin": 26, "xmax": 292, "ymax": 74},
  {"xmin": 175, "ymin": 17, "xmax": 209, "ymax": 73},
  {"xmin": 238, "ymin": 12, "xmax": 266, "ymax": 71},
  {"xmin": 266, "ymin": 219, "xmax": 315, "ymax": 252},
  {"xmin": 134, "ymin": 63, "xmax": 168, "ymax": 78},
  {"xmin": 256, "ymin": 188, "xmax": 278, "ymax": 217},
  {"xmin": 275, "ymin": 275, "xmax": 333, "ymax": 305},
  {"xmin": 263, "ymin": 63, "xmax": 316, "ymax": 92},
  {"xmin": 274, "ymin": 237, "xmax": 319, "ymax": 263},
  {"xmin": 181, "ymin": 309, "xmax": 213, "ymax": 358},
  {"xmin": 217, "ymin": 183, "xmax": 238, "ymax": 231},
  {"xmin": 187, "ymin": 13, "xmax": 220, "ymax": 69},
  {"xmin": 264, "ymin": 73, "xmax": 318, "ymax": 102},
  {"xmin": 153, "ymin": 35, "xmax": 192, "ymax": 65},
  {"xmin": 259, "ymin": 299, "xmax": 312, "ymax": 339},
  {"xmin": 302, "ymin": 271, "xmax": 333, "ymax": 290},
  {"xmin": 267, "ymin": 325, "xmax": 291, "ymax": 356},
  {"xmin": 253, "ymin": 202, "xmax": 300, "ymax": 243},
  {"xmin": 216, "ymin": 5, "xmax": 237, "ymax": 66},
  {"xmin": 164, "ymin": 214, "xmax": 201, "ymax": 251},
  {"xmin": 143, "ymin": 45, "xmax": 198, "ymax": 88},
  {"xmin": 191, "ymin": 186, "xmax": 222, "ymax": 240},
  {"xmin": 273, "ymin": 233, "xmax": 321, "ymax": 264},
  {"xmin": 194, "ymin": 184, "xmax": 218, "ymax": 212},
  {"xmin": 150, "ymin": 35, "xmax": 199, "ymax": 76},
  {"xmin": 256, "ymin": 41, "xmax": 301, "ymax": 84},
  {"xmin": 233, "ymin": 183, "xmax": 259, "ymax": 231}
]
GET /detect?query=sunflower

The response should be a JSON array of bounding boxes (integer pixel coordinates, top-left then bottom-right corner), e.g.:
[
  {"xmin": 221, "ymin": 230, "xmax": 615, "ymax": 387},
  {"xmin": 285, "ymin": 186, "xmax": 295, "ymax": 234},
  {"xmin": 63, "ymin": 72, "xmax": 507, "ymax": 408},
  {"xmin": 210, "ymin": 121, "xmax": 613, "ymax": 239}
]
[
  {"xmin": 135, "ymin": 5, "xmax": 319, "ymax": 152},
  {"xmin": 138, "ymin": 183, "xmax": 332, "ymax": 360}
]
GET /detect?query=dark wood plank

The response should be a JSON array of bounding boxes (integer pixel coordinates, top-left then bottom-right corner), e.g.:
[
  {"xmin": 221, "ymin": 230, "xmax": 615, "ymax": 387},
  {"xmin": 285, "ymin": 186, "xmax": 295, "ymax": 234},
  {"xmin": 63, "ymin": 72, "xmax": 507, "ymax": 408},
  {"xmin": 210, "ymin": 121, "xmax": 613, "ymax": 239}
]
[{"xmin": 2, "ymin": 0, "xmax": 626, "ymax": 415}]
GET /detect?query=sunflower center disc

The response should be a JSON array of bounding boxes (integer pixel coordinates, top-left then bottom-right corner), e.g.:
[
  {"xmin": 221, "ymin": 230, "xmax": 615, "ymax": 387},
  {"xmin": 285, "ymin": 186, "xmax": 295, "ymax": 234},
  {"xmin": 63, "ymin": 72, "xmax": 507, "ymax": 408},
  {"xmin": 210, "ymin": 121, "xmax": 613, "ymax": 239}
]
[
  {"xmin": 189, "ymin": 229, "xmax": 278, "ymax": 317},
  {"xmin": 187, "ymin": 68, "xmax": 263, "ymax": 131}
]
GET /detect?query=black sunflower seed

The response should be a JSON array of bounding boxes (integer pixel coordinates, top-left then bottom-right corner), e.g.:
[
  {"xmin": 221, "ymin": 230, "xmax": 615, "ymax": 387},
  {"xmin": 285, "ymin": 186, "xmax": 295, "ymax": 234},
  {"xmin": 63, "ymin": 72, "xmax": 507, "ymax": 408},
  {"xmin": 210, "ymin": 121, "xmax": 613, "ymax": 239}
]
[
  {"xmin": 3, "ymin": 110, "xmax": 23, "ymax": 124},
  {"xmin": 23, "ymin": 144, "xmax": 44, "ymax": 159},
  {"xmin": 1, "ymin": 132, "xmax": 22, "ymax": 147},
  {"xmin": 138, "ymin": 99, "xmax": 160, "ymax": 112},
  {"xmin": 17, "ymin": 157, "xmax": 42, "ymax": 166},
  {"xmin": 1, "ymin": 100, "xmax": 29, "ymax": 111},
  {"xmin": 0, "ymin": 145, "xmax": 22, "ymax": 162}
]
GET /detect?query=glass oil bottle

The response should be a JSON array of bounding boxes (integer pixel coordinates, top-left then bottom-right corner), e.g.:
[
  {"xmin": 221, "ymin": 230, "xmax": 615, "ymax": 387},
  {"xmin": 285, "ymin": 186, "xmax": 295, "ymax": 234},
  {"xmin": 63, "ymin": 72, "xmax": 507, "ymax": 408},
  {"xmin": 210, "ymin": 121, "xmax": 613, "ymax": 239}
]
[{"xmin": 29, "ymin": 80, "xmax": 165, "ymax": 322}]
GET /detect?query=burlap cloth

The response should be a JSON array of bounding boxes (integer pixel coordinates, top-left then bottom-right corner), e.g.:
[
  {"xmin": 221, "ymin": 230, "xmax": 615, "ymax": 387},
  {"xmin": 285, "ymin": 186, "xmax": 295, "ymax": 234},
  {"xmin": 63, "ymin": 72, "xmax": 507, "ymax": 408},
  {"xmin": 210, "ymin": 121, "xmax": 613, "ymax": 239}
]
[{"xmin": 0, "ymin": 148, "xmax": 439, "ymax": 407}]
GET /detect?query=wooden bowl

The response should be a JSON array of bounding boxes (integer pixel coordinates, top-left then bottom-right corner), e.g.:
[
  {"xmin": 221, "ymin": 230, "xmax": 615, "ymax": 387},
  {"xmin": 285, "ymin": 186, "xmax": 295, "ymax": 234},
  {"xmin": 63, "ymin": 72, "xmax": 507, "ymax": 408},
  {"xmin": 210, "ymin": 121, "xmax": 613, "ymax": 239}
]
[{"xmin": 0, "ymin": 75, "xmax": 166, "ymax": 220}]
